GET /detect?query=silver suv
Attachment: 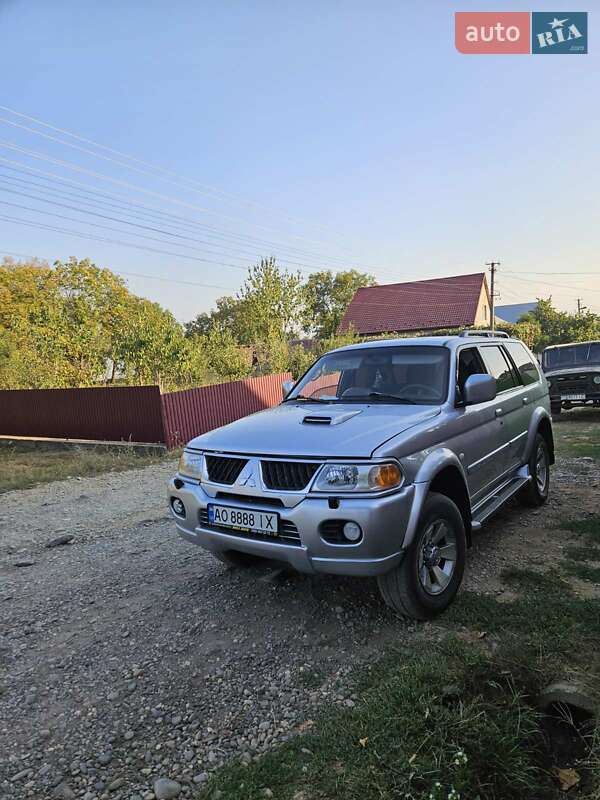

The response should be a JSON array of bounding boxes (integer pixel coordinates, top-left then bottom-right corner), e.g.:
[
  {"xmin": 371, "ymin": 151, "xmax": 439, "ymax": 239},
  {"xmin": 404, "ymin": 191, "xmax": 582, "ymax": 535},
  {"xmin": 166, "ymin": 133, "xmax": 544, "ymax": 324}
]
[{"xmin": 168, "ymin": 332, "xmax": 554, "ymax": 620}]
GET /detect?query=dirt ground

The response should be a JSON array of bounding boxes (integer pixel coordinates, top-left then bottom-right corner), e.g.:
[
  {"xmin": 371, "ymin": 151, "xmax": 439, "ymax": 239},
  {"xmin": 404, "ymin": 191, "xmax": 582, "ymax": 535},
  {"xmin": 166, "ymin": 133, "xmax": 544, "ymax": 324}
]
[{"xmin": 1, "ymin": 417, "xmax": 599, "ymax": 800}]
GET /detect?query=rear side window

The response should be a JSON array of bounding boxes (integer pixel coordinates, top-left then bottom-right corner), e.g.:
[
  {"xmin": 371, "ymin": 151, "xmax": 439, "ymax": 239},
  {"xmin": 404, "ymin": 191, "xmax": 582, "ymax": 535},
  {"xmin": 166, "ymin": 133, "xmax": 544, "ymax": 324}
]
[
  {"xmin": 480, "ymin": 346, "xmax": 518, "ymax": 392},
  {"xmin": 505, "ymin": 342, "xmax": 540, "ymax": 386}
]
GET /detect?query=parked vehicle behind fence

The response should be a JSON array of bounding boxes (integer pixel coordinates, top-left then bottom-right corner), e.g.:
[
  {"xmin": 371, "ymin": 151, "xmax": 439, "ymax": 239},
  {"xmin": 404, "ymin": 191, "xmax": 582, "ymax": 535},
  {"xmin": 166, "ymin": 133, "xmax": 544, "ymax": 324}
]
[
  {"xmin": 542, "ymin": 340, "xmax": 600, "ymax": 417},
  {"xmin": 169, "ymin": 331, "xmax": 554, "ymax": 620}
]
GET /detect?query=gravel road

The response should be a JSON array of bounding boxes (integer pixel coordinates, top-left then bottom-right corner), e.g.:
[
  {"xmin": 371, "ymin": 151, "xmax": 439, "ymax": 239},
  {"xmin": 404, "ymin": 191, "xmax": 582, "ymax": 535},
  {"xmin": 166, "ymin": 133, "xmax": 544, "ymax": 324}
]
[{"xmin": 1, "ymin": 453, "xmax": 598, "ymax": 800}]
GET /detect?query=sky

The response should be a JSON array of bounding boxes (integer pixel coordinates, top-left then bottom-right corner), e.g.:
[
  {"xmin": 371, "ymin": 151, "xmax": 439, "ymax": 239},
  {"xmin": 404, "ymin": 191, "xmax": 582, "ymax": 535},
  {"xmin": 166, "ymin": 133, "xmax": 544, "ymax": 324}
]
[{"xmin": 0, "ymin": 0, "xmax": 598, "ymax": 322}]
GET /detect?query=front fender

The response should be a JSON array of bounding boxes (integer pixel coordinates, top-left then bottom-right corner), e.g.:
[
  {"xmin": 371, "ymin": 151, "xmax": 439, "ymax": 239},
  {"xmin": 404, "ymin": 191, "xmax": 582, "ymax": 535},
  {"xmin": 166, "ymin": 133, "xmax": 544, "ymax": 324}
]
[
  {"xmin": 401, "ymin": 448, "xmax": 469, "ymax": 549},
  {"xmin": 524, "ymin": 406, "xmax": 554, "ymax": 464}
]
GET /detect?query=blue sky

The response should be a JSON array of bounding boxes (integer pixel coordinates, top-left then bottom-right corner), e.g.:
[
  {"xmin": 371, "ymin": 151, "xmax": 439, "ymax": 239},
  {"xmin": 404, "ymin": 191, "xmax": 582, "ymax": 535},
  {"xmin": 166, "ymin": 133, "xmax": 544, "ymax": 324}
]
[{"xmin": 0, "ymin": 0, "xmax": 598, "ymax": 321}]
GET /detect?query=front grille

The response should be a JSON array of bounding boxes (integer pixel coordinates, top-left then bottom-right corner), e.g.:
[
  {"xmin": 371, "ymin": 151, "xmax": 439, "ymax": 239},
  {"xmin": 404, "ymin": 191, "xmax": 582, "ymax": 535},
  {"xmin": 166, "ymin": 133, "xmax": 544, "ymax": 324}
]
[
  {"xmin": 261, "ymin": 460, "xmax": 320, "ymax": 491},
  {"xmin": 199, "ymin": 509, "xmax": 301, "ymax": 546},
  {"xmin": 205, "ymin": 455, "xmax": 247, "ymax": 485}
]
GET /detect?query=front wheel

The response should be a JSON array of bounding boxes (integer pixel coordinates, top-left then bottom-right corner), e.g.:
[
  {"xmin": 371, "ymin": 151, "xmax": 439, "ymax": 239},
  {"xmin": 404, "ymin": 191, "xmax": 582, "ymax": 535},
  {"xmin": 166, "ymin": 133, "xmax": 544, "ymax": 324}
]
[
  {"xmin": 377, "ymin": 493, "xmax": 467, "ymax": 620},
  {"xmin": 517, "ymin": 433, "xmax": 550, "ymax": 507},
  {"xmin": 551, "ymin": 402, "xmax": 562, "ymax": 420}
]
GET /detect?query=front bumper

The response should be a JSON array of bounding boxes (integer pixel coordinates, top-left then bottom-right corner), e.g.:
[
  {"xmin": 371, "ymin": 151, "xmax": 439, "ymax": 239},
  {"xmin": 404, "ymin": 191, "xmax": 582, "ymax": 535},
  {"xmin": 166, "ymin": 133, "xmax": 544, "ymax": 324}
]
[{"xmin": 167, "ymin": 478, "xmax": 415, "ymax": 576}]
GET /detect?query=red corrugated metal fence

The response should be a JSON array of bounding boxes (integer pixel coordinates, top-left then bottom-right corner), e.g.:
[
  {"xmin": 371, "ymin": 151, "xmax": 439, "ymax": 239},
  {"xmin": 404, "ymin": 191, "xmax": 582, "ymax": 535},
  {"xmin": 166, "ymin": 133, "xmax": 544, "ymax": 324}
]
[
  {"xmin": 0, "ymin": 385, "xmax": 164, "ymax": 443},
  {"xmin": 161, "ymin": 373, "xmax": 291, "ymax": 449},
  {"xmin": 0, "ymin": 373, "xmax": 291, "ymax": 448}
]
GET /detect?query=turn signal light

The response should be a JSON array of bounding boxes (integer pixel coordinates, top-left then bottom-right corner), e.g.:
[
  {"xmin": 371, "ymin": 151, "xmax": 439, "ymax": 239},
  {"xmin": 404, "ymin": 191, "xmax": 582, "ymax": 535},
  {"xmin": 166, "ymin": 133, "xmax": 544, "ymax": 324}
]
[{"xmin": 370, "ymin": 463, "xmax": 402, "ymax": 489}]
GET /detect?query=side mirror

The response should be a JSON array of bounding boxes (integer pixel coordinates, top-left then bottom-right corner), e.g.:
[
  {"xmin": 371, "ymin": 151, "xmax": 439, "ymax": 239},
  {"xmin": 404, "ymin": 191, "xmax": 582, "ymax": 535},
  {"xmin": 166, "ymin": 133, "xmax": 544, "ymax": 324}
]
[
  {"xmin": 282, "ymin": 379, "xmax": 294, "ymax": 399},
  {"xmin": 463, "ymin": 374, "xmax": 496, "ymax": 405}
]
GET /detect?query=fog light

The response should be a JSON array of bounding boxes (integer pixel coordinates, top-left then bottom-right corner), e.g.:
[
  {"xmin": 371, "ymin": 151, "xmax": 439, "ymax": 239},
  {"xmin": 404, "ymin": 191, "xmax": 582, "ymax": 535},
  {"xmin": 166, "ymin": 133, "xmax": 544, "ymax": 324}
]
[
  {"xmin": 343, "ymin": 521, "xmax": 362, "ymax": 542},
  {"xmin": 594, "ymin": 375, "xmax": 600, "ymax": 385},
  {"xmin": 171, "ymin": 497, "xmax": 186, "ymax": 517}
]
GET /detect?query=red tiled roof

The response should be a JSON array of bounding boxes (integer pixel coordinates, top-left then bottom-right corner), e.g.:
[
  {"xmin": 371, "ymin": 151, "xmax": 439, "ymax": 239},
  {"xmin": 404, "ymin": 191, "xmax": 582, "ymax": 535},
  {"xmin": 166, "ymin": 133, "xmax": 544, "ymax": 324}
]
[{"xmin": 338, "ymin": 273, "xmax": 488, "ymax": 335}]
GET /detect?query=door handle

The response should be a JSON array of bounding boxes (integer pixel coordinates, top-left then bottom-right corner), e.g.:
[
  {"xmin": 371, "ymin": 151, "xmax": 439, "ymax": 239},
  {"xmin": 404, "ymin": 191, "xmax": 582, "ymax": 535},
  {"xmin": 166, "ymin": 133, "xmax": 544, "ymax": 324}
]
[
  {"xmin": 495, "ymin": 407, "xmax": 503, "ymax": 417},
  {"xmin": 522, "ymin": 396, "xmax": 530, "ymax": 405}
]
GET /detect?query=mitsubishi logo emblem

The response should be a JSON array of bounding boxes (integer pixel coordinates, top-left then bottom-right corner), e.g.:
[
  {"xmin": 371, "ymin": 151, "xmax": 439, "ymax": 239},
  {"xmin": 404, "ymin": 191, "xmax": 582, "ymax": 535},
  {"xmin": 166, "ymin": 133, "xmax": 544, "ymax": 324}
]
[{"xmin": 238, "ymin": 463, "xmax": 257, "ymax": 488}]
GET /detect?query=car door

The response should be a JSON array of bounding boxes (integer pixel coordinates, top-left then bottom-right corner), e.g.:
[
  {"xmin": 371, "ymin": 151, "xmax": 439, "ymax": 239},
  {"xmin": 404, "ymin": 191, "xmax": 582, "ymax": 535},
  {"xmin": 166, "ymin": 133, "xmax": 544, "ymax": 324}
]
[
  {"xmin": 478, "ymin": 344, "xmax": 522, "ymax": 477},
  {"xmin": 503, "ymin": 341, "xmax": 542, "ymax": 465},
  {"xmin": 453, "ymin": 346, "xmax": 507, "ymax": 504}
]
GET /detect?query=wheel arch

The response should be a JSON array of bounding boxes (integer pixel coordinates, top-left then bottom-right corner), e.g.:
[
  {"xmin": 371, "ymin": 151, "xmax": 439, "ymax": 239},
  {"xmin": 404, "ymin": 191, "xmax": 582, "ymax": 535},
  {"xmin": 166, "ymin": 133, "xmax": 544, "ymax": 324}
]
[
  {"xmin": 525, "ymin": 408, "xmax": 555, "ymax": 465},
  {"xmin": 406, "ymin": 450, "xmax": 472, "ymax": 547}
]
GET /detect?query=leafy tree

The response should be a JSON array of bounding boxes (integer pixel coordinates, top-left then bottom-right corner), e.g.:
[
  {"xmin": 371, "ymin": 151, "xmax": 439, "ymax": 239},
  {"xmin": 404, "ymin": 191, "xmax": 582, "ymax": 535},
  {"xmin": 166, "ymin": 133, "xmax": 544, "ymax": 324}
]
[
  {"xmin": 302, "ymin": 269, "xmax": 377, "ymax": 338},
  {"xmin": 113, "ymin": 297, "xmax": 207, "ymax": 390},
  {"xmin": 185, "ymin": 296, "xmax": 241, "ymax": 338},
  {"xmin": 0, "ymin": 257, "xmax": 209, "ymax": 390},
  {"xmin": 520, "ymin": 298, "xmax": 600, "ymax": 351},
  {"xmin": 202, "ymin": 325, "xmax": 252, "ymax": 381},
  {"xmin": 234, "ymin": 257, "xmax": 303, "ymax": 345}
]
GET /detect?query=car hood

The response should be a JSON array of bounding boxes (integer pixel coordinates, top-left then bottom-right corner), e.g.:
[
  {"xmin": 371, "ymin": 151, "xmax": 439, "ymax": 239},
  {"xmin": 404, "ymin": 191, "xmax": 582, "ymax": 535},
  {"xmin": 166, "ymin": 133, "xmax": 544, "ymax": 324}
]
[
  {"xmin": 545, "ymin": 365, "xmax": 600, "ymax": 378},
  {"xmin": 187, "ymin": 402, "xmax": 442, "ymax": 458}
]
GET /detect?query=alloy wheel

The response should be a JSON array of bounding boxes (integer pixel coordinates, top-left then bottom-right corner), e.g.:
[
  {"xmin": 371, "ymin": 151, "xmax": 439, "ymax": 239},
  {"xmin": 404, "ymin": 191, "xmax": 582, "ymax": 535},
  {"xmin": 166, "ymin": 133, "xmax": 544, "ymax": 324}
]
[{"xmin": 417, "ymin": 518, "xmax": 457, "ymax": 596}]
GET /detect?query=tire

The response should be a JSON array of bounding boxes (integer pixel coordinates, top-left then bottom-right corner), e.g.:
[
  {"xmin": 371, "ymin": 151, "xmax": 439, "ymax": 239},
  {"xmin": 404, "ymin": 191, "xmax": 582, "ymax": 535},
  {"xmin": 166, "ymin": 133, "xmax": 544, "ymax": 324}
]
[
  {"xmin": 517, "ymin": 433, "xmax": 550, "ymax": 507},
  {"xmin": 377, "ymin": 492, "xmax": 467, "ymax": 621},
  {"xmin": 551, "ymin": 402, "xmax": 562, "ymax": 421}
]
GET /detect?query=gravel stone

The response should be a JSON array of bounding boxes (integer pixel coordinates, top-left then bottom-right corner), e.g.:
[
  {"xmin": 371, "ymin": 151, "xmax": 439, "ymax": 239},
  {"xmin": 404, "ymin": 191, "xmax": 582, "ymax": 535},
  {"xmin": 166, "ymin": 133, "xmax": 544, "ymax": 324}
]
[
  {"xmin": 0, "ymin": 454, "xmax": 595, "ymax": 797},
  {"xmin": 153, "ymin": 777, "xmax": 182, "ymax": 799}
]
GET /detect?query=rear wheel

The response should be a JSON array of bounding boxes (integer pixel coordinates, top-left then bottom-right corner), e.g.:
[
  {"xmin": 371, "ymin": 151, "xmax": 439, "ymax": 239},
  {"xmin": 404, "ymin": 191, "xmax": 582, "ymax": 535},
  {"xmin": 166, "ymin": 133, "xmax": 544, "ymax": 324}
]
[
  {"xmin": 377, "ymin": 493, "xmax": 466, "ymax": 620},
  {"xmin": 517, "ymin": 433, "xmax": 550, "ymax": 507}
]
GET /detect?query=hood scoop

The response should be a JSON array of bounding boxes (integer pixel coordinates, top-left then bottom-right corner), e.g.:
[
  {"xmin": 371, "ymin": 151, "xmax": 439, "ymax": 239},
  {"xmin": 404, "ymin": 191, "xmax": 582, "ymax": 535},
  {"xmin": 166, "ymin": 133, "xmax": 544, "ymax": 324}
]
[{"xmin": 302, "ymin": 409, "xmax": 363, "ymax": 426}]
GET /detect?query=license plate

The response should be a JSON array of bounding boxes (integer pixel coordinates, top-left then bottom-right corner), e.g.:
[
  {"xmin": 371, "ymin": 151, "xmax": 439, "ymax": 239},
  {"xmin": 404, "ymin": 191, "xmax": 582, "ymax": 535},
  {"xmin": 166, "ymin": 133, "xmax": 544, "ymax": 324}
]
[
  {"xmin": 207, "ymin": 504, "xmax": 279, "ymax": 536},
  {"xmin": 561, "ymin": 393, "xmax": 585, "ymax": 400}
]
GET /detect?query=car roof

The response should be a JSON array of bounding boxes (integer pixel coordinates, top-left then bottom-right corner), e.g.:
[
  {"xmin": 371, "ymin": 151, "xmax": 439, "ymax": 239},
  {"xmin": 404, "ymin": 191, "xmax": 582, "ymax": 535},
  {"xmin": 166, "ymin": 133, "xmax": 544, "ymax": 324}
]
[
  {"xmin": 543, "ymin": 339, "xmax": 600, "ymax": 351},
  {"xmin": 329, "ymin": 334, "xmax": 523, "ymax": 355}
]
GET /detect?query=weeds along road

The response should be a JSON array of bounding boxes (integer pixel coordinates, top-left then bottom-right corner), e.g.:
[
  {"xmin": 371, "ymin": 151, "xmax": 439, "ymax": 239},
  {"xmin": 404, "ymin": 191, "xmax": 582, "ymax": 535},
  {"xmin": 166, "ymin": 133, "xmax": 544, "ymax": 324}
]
[{"xmin": 0, "ymin": 424, "xmax": 598, "ymax": 799}]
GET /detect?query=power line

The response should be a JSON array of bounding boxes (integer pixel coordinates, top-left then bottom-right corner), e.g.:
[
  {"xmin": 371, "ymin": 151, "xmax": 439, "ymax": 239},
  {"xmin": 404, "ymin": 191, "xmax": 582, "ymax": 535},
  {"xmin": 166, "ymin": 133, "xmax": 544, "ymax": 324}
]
[
  {"xmin": 0, "ymin": 159, "xmax": 361, "ymax": 270},
  {"xmin": 0, "ymin": 104, "xmax": 354, "ymax": 245},
  {"xmin": 0, "ymin": 135, "xmax": 355, "ymax": 257},
  {"xmin": 503, "ymin": 272, "xmax": 600, "ymax": 295},
  {"xmin": 0, "ymin": 172, "xmax": 380, "ymax": 275}
]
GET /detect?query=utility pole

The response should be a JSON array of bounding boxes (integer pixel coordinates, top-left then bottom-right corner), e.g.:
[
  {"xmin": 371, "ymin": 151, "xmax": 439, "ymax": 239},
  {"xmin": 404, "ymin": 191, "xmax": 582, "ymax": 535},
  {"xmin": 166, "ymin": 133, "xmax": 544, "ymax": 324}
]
[
  {"xmin": 576, "ymin": 298, "xmax": 586, "ymax": 315},
  {"xmin": 485, "ymin": 261, "xmax": 500, "ymax": 332}
]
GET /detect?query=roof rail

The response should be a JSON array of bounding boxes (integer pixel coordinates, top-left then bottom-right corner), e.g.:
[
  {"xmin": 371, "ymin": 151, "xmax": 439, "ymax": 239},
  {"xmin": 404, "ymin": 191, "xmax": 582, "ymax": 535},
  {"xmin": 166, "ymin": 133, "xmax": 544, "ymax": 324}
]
[{"xmin": 459, "ymin": 329, "xmax": 509, "ymax": 339}]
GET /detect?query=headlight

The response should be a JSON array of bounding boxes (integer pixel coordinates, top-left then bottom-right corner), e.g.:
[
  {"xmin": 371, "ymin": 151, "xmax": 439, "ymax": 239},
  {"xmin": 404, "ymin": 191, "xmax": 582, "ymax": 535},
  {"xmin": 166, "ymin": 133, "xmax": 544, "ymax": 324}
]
[
  {"xmin": 312, "ymin": 461, "xmax": 403, "ymax": 493},
  {"xmin": 593, "ymin": 375, "xmax": 600, "ymax": 385},
  {"xmin": 178, "ymin": 450, "xmax": 204, "ymax": 480}
]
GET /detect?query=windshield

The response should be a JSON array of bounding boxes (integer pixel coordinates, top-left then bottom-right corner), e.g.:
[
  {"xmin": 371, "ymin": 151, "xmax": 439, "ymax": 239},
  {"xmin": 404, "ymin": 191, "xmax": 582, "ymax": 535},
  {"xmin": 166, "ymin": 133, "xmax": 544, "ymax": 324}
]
[
  {"xmin": 543, "ymin": 342, "xmax": 600, "ymax": 371},
  {"xmin": 287, "ymin": 345, "xmax": 450, "ymax": 405}
]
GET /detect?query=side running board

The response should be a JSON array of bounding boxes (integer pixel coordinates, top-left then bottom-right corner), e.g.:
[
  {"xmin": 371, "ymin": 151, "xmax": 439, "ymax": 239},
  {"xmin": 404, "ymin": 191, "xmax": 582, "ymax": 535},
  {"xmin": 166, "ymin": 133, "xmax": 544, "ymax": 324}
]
[{"xmin": 471, "ymin": 469, "xmax": 531, "ymax": 531}]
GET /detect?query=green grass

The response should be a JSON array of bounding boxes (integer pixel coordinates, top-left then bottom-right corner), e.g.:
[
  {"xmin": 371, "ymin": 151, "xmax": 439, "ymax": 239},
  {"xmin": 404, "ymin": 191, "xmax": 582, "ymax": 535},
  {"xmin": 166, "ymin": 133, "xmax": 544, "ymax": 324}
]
[
  {"xmin": 199, "ymin": 568, "xmax": 600, "ymax": 800},
  {"xmin": 563, "ymin": 562, "xmax": 600, "ymax": 584},
  {"xmin": 200, "ymin": 641, "xmax": 549, "ymax": 800},
  {"xmin": 553, "ymin": 410, "xmax": 600, "ymax": 461},
  {"xmin": 558, "ymin": 515, "xmax": 600, "ymax": 545},
  {"xmin": 563, "ymin": 545, "xmax": 600, "ymax": 563},
  {"xmin": 0, "ymin": 446, "xmax": 175, "ymax": 492}
]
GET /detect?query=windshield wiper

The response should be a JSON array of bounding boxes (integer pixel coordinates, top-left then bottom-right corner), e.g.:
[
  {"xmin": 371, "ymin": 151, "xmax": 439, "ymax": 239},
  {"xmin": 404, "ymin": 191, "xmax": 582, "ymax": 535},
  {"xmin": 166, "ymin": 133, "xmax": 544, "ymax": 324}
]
[
  {"xmin": 283, "ymin": 394, "xmax": 331, "ymax": 403},
  {"xmin": 363, "ymin": 392, "xmax": 417, "ymax": 404}
]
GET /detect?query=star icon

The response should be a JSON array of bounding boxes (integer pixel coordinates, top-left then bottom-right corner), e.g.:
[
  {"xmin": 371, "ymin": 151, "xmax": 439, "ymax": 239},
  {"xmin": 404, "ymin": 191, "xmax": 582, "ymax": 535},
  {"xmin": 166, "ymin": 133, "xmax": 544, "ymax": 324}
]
[{"xmin": 549, "ymin": 17, "xmax": 568, "ymax": 29}]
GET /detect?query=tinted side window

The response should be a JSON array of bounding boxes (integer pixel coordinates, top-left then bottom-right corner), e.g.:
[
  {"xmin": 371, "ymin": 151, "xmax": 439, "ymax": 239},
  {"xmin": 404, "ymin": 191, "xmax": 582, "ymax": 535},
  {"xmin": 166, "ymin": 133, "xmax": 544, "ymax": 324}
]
[
  {"xmin": 480, "ymin": 346, "xmax": 518, "ymax": 392},
  {"xmin": 505, "ymin": 342, "xmax": 540, "ymax": 386}
]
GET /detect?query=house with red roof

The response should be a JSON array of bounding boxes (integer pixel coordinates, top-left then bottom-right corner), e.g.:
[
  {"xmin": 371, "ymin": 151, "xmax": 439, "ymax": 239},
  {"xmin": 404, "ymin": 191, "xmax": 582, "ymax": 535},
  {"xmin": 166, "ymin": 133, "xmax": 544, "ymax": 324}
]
[{"xmin": 338, "ymin": 273, "xmax": 492, "ymax": 336}]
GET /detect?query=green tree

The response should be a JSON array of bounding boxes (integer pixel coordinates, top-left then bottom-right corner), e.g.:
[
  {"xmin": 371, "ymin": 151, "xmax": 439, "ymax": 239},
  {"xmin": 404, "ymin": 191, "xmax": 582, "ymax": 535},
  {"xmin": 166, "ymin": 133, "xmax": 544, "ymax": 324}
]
[
  {"xmin": 520, "ymin": 298, "xmax": 600, "ymax": 351},
  {"xmin": 185, "ymin": 296, "xmax": 241, "ymax": 338},
  {"xmin": 302, "ymin": 269, "xmax": 377, "ymax": 338},
  {"xmin": 202, "ymin": 325, "xmax": 252, "ymax": 381},
  {"xmin": 0, "ymin": 257, "xmax": 209, "ymax": 390},
  {"xmin": 235, "ymin": 257, "xmax": 303, "ymax": 345}
]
